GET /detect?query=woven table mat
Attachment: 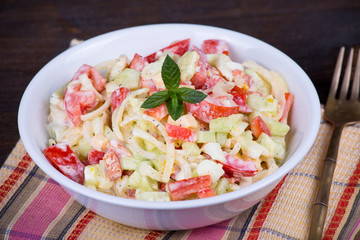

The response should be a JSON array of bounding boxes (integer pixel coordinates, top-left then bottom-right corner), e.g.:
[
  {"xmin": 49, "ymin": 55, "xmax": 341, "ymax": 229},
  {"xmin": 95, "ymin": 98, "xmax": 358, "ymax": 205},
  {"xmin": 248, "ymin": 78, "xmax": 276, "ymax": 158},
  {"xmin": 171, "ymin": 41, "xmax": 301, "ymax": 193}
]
[{"xmin": 1, "ymin": 121, "xmax": 360, "ymax": 240}]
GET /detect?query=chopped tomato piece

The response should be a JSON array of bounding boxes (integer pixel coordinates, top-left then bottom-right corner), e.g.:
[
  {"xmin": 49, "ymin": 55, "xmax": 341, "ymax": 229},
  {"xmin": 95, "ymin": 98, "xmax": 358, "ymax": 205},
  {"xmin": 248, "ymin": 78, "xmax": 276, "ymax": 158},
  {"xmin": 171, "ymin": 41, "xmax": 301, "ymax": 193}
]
[
  {"xmin": 190, "ymin": 46, "xmax": 210, "ymax": 89},
  {"xmin": 129, "ymin": 53, "xmax": 149, "ymax": 72},
  {"xmin": 197, "ymin": 188, "xmax": 216, "ymax": 199},
  {"xmin": 144, "ymin": 103, "xmax": 168, "ymax": 121},
  {"xmin": 64, "ymin": 84, "xmax": 98, "ymax": 126},
  {"xmin": 168, "ymin": 175, "xmax": 211, "ymax": 201},
  {"xmin": 88, "ymin": 149, "xmax": 105, "ymax": 165},
  {"xmin": 165, "ymin": 123, "xmax": 197, "ymax": 142},
  {"xmin": 145, "ymin": 39, "xmax": 190, "ymax": 63},
  {"xmin": 76, "ymin": 91, "xmax": 98, "ymax": 113},
  {"xmin": 279, "ymin": 92, "xmax": 294, "ymax": 123},
  {"xmin": 250, "ymin": 116, "xmax": 271, "ymax": 138},
  {"xmin": 140, "ymin": 77, "xmax": 157, "ymax": 94},
  {"xmin": 190, "ymin": 71, "xmax": 207, "ymax": 90},
  {"xmin": 230, "ymin": 85, "xmax": 253, "ymax": 113},
  {"xmin": 103, "ymin": 150, "xmax": 122, "ymax": 180},
  {"xmin": 185, "ymin": 95, "xmax": 239, "ymax": 123},
  {"xmin": 108, "ymin": 140, "xmax": 132, "ymax": 158},
  {"xmin": 110, "ymin": 87, "xmax": 130, "ymax": 112},
  {"xmin": 219, "ymin": 154, "xmax": 258, "ymax": 178},
  {"xmin": 201, "ymin": 39, "xmax": 229, "ymax": 55},
  {"xmin": 44, "ymin": 143, "xmax": 85, "ymax": 184},
  {"xmin": 71, "ymin": 64, "xmax": 107, "ymax": 92}
]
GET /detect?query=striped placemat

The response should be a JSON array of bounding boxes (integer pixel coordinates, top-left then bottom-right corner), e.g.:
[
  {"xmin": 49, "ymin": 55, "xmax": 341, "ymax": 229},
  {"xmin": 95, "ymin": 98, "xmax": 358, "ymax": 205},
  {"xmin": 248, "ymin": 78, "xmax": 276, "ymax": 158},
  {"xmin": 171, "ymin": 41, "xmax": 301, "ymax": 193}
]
[{"xmin": 1, "ymin": 121, "xmax": 360, "ymax": 240}]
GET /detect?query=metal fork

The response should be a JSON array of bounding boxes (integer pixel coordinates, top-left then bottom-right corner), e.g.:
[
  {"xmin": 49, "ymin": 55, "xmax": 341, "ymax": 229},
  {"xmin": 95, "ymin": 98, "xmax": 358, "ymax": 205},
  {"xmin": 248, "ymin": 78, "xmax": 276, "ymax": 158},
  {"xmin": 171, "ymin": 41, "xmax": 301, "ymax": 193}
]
[{"xmin": 308, "ymin": 47, "xmax": 360, "ymax": 239}]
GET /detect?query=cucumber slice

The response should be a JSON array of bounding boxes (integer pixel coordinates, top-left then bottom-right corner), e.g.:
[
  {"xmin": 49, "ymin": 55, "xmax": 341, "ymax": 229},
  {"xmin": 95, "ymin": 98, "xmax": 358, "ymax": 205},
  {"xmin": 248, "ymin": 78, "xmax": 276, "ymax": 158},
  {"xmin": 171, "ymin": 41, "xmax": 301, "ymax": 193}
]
[
  {"xmin": 121, "ymin": 156, "xmax": 150, "ymax": 171},
  {"xmin": 206, "ymin": 54, "xmax": 221, "ymax": 66},
  {"xmin": 178, "ymin": 51, "xmax": 199, "ymax": 82},
  {"xmin": 256, "ymin": 133, "xmax": 285, "ymax": 161},
  {"xmin": 114, "ymin": 68, "xmax": 140, "ymax": 90},
  {"xmin": 105, "ymin": 81, "xmax": 119, "ymax": 95},
  {"xmin": 141, "ymin": 60, "xmax": 162, "ymax": 80},
  {"xmin": 215, "ymin": 177, "xmax": 231, "ymax": 195},
  {"xmin": 127, "ymin": 171, "xmax": 158, "ymax": 192},
  {"xmin": 209, "ymin": 114, "xmax": 243, "ymax": 133},
  {"xmin": 47, "ymin": 123, "xmax": 67, "ymax": 142},
  {"xmin": 246, "ymin": 94, "xmax": 278, "ymax": 116},
  {"xmin": 74, "ymin": 138, "xmax": 92, "ymax": 159},
  {"xmin": 216, "ymin": 132, "xmax": 228, "ymax": 146},
  {"xmin": 182, "ymin": 142, "xmax": 201, "ymax": 156},
  {"xmin": 197, "ymin": 131, "xmax": 216, "ymax": 143},
  {"xmin": 230, "ymin": 121, "xmax": 249, "ymax": 138}
]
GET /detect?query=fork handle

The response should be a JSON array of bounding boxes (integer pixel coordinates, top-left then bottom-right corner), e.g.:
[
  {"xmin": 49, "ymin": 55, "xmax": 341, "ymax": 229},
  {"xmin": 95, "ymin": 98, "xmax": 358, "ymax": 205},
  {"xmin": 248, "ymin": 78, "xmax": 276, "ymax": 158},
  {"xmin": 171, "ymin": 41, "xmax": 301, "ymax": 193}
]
[{"xmin": 308, "ymin": 123, "xmax": 344, "ymax": 240}]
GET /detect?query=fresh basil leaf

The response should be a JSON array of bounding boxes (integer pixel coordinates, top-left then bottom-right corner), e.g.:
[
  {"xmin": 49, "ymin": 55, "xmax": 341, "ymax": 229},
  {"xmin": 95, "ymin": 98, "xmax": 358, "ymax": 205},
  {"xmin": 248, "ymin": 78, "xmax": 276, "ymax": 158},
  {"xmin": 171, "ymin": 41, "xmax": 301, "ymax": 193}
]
[
  {"xmin": 162, "ymin": 55, "xmax": 180, "ymax": 90},
  {"xmin": 166, "ymin": 98, "xmax": 183, "ymax": 121},
  {"xmin": 176, "ymin": 87, "xmax": 207, "ymax": 103},
  {"xmin": 140, "ymin": 90, "xmax": 169, "ymax": 109}
]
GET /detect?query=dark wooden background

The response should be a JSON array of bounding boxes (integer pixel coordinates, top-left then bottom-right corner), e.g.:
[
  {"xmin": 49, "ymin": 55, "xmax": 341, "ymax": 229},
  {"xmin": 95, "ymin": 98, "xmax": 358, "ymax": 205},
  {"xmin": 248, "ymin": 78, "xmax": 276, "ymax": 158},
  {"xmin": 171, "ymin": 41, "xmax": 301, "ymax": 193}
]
[{"xmin": 1, "ymin": 0, "xmax": 360, "ymax": 166}]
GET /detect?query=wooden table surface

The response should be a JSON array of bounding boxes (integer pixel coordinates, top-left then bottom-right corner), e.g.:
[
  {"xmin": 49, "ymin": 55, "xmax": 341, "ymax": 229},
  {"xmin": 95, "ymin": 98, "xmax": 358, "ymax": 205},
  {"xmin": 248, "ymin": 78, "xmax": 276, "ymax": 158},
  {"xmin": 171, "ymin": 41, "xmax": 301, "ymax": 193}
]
[{"xmin": 1, "ymin": 0, "xmax": 359, "ymax": 167}]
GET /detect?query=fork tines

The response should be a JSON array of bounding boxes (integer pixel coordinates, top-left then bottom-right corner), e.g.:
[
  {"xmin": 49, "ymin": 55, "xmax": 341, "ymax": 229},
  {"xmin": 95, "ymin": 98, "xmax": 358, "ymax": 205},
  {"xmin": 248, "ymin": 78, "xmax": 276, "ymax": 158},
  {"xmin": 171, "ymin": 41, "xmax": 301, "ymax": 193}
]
[{"xmin": 328, "ymin": 47, "xmax": 360, "ymax": 101}]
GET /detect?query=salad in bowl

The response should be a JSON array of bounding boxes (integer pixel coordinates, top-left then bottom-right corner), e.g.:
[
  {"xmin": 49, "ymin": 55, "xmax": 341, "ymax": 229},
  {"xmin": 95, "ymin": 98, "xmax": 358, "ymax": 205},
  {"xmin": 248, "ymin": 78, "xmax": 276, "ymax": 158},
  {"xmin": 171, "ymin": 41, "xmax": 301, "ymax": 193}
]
[{"xmin": 44, "ymin": 38, "xmax": 293, "ymax": 202}]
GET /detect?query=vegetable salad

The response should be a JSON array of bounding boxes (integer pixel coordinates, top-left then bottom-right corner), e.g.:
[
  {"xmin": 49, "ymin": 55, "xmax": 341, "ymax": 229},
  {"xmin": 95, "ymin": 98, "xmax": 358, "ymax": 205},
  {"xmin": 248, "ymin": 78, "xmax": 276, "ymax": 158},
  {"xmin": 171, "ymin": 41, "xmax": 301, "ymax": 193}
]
[{"xmin": 44, "ymin": 39, "xmax": 293, "ymax": 201}]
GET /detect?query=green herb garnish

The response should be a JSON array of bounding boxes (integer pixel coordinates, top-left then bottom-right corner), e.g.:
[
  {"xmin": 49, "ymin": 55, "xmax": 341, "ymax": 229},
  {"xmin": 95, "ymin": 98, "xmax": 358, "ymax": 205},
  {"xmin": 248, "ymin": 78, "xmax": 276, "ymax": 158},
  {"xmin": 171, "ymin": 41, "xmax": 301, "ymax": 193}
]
[{"xmin": 141, "ymin": 55, "xmax": 207, "ymax": 120}]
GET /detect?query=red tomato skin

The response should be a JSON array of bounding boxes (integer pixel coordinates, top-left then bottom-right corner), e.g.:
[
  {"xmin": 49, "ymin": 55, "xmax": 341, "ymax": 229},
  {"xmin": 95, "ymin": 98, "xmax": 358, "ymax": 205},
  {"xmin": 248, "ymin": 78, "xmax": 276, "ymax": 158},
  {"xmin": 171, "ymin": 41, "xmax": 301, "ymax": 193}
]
[
  {"xmin": 108, "ymin": 140, "xmax": 132, "ymax": 158},
  {"xmin": 145, "ymin": 39, "xmax": 190, "ymax": 63},
  {"xmin": 88, "ymin": 149, "xmax": 105, "ymax": 165},
  {"xmin": 230, "ymin": 85, "xmax": 253, "ymax": 113},
  {"xmin": 218, "ymin": 154, "xmax": 258, "ymax": 178},
  {"xmin": 129, "ymin": 53, "xmax": 149, "ymax": 72},
  {"xmin": 168, "ymin": 175, "xmax": 212, "ymax": 201},
  {"xmin": 144, "ymin": 103, "xmax": 168, "ymax": 121},
  {"xmin": 103, "ymin": 150, "xmax": 122, "ymax": 181},
  {"xmin": 71, "ymin": 64, "xmax": 107, "ymax": 92},
  {"xmin": 140, "ymin": 77, "xmax": 157, "ymax": 94},
  {"xmin": 64, "ymin": 87, "xmax": 82, "ymax": 126},
  {"xmin": 190, "ymin": 46, "xmax": 210, "ymax": 89},
  {"xmin": 110, "ymin": 87, "xmax": 130, "ymax": 112},
  {"xmin": 76, "ymin": 90, "xmax": 98, "ymax": 114},
  {"xmin": 279, "ymin": 92, "xmax": 294, "ymax": 123},
  {"xmin": 165, "ymin": 123, "xmax": 197, "ymax": 142},
  {"xmin": 197, "ymin": 188, "xmax": 216, "ymax": 199},
  {"xmin": 201, "ymin": 39, "xmax": 229, "ymax": 55},
  {"xmin": 250, "ymin": 116, "xmax": 272, "ymax": 138},
  {"xmin": 189, "ymin": 46, "xmax": 225, "ymax": 90},
  {"xmin": 64, "ymin": 83, "xmax": 99, "ymax": 126},
  {"xmin": 185, "ymin": 99, "xmax": 239, "ymax": 123},
  {"xmin": 44, "ymin": 143, "xmax": 85, "ymax": 184}
]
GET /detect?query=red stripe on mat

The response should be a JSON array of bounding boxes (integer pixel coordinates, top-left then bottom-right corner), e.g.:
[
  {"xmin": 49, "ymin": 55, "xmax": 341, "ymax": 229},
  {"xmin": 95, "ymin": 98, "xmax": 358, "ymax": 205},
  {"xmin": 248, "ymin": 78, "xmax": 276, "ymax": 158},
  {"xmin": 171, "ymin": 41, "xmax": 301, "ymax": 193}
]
[
  {"xmin": 246, "ymin": 176, "xmax": 288, "ymax": 240},
  {"xmin": 144, "ymin": 231, "xmax": 162, "ymax": 240},
  {"xmin": 67, "ymin": 210, "xmax": 96, "ymax": 240},
  {"xmin": 323, "ymin": 160, "xmax": 360, "ymax": 240},
  {"xmin": 0, "ymin": 153, "xmax": 32, "ymax": 203}
]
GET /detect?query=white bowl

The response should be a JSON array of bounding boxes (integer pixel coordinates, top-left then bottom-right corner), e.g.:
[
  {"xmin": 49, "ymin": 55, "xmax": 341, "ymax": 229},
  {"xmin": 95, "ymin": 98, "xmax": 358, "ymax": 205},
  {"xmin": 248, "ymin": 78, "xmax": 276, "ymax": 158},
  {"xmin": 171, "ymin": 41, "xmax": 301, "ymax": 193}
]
[{"xmin": 18, "ymin": 23, "xmax": 320, "ymax": 230}]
